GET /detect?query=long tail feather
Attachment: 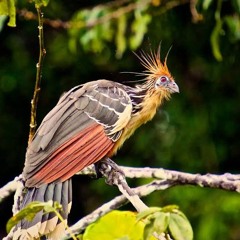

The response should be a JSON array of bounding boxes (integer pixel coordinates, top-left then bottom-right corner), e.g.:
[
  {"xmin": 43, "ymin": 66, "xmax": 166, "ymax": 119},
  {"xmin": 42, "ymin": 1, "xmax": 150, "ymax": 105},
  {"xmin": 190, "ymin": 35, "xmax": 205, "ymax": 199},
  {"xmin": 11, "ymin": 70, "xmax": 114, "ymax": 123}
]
[{"xmin": 11, "ymin": 180, "xmax": 72, "ymax": 240}]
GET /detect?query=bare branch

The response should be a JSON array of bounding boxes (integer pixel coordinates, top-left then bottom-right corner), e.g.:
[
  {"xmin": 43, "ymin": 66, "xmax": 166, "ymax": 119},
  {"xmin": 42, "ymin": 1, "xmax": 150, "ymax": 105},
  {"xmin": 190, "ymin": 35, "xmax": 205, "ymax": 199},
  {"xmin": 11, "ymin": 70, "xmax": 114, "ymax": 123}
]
[
  {"xmin": 1, "ymin": 167, "xmax": 240, "ymax": 204},
  {"xmin": 121, "ymin": 166, "xmax": 240, "ymax": 192},
  {"xmin": 0, "ymin": 175, "xmax": 21, "ymax": 203},
  {"xmin": 189, "ymin": 0, "xmax": 203, "ymax": 23},
  {"xmin": 28, "ymin": 7, "xmax": 46, "ymax": 144},
  {"xmin": 2, "ymin": 166, "xmax": 240, "ymax": 239}
]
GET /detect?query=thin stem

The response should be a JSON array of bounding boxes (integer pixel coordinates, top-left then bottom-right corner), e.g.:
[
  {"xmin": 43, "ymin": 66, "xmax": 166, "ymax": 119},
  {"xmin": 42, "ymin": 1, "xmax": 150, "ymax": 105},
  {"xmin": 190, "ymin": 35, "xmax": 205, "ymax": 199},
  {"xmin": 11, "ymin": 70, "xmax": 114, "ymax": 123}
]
[{"xmin": 28, "ymin": 7, "xmax": 46, "ymax": 145}]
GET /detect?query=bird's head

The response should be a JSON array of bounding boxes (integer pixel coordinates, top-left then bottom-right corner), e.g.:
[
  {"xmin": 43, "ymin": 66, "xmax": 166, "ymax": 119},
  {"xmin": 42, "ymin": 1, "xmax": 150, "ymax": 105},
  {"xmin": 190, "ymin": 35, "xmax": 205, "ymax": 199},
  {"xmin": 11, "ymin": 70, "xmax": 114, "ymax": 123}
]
[{"xmin": 136, "ymin": 47, "xmax": 179, "ymax": 98}]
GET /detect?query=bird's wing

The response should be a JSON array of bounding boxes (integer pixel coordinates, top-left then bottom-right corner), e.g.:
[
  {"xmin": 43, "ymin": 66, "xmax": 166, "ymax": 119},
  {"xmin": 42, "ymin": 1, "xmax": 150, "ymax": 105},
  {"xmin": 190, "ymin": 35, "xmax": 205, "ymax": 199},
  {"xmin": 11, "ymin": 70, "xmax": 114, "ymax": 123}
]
[{"xmin": 23, "ymin": 80, "xmax": 132, "ymax": 187}]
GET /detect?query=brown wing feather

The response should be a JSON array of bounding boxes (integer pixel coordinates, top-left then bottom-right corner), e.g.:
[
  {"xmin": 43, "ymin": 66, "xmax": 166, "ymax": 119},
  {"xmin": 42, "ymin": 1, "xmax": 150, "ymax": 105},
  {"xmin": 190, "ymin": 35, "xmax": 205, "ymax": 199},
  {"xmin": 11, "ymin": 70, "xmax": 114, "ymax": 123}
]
[
  {"xmin": 27, "ymin": 124, "xmax": 113, "ymax": 186},
  {"xmin": 23, "ymin": 80, "xmax": 133, "ymax": 188}
]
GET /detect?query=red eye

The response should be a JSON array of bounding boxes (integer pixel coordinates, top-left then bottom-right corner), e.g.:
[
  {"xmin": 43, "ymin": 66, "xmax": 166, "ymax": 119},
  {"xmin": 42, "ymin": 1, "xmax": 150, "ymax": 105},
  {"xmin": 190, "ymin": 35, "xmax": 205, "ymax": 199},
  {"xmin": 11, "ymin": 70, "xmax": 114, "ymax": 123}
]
[{"xmin": 160, "ymin": 76, "xmax": 168, "ymax": 82}]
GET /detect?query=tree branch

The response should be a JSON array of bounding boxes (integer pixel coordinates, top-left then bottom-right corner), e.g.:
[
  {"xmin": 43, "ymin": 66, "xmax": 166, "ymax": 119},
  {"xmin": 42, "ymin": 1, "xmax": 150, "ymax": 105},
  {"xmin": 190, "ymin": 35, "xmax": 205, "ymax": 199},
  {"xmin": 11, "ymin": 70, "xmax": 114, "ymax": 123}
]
[
  {"xmin": 28, "ymin": 7, "xmax": 46, "ymax": 144},
  {"xmin": 2, "ymin": 166, "xmax": 240, "ymax": 238},
  {"xmin": 1, "ymin": 167, "xmax": 239, "ymax": 204},
  {"xmin": 0, "ymin": 175, "xmax": 21, "ymax": 203},
  {"xmin": 121, "ymin": 167, "xmax": 240, "ymax": 192},
  {"xmin": 18, "ymin": 0, "xmax": 190, "ymax": 29}
]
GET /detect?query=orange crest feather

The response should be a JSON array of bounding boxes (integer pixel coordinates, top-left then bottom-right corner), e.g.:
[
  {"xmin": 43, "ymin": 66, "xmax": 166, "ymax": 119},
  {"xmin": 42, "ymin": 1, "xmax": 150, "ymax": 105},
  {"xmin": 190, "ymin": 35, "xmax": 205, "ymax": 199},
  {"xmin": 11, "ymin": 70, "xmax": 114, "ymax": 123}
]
[{"xmin": 135, "ymin": 46, "xmax": 173, "ymax": 81}]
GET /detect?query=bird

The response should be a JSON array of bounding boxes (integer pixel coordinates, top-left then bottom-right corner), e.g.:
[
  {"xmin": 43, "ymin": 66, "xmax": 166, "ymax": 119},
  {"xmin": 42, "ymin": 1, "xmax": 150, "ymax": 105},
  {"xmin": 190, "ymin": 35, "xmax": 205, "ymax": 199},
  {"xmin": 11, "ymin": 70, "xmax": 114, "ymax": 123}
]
[{"xmin": 11, "ymin": 47, "xmax": 179, "ymax": 239}]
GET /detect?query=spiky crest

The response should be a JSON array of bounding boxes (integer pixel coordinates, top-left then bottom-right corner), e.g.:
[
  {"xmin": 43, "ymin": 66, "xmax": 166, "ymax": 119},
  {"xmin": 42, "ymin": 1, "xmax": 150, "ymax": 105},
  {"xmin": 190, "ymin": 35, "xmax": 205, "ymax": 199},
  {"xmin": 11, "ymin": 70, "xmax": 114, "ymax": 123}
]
[{"xmin": 133, "ymin": 45, "xmax": 173, "ymax": 81}]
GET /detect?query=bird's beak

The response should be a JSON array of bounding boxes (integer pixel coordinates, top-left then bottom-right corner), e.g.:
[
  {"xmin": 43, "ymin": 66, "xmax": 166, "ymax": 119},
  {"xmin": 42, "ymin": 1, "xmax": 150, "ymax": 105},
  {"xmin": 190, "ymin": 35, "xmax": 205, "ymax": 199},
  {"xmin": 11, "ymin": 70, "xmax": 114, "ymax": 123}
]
[{"xmin": 168, "ymin": 81, "xmax": 179, "ymax": 93}]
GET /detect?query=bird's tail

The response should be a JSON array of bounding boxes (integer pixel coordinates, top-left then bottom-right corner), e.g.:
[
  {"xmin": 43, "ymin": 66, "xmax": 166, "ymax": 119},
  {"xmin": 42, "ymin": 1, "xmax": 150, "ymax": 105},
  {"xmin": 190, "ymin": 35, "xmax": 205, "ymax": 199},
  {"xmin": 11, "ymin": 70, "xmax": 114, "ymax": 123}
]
[{"xmin": 11, "ymin": 179, "xmax": 72, "ymax": 240}]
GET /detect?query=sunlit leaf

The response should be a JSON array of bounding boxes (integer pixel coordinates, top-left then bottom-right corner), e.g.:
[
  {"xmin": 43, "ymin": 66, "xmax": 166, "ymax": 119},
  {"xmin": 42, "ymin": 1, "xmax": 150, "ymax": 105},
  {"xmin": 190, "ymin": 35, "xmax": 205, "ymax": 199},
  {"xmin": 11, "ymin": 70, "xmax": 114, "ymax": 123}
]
[
  {"xmin": 153, "ymin": 212, "xmax": 170, "ymax": 233},
  {"xmin": 144, "ymin": 212, "xmax": 170, "ymax": 240},
  {"xmin": 83, "ymin": 211, "xmax": 145, "ymax": 240},
  {"xmin": 0, "ymin": 0, "xmax": 16, "ymax": 27},
  {"xmin": 6, "ymin": 201, "xmax": 61, "ymax": 233},
  {"xmin": 34, "ymin": 0, "xmax": 50, "ymax": 8},
  {"xmin": 202, "ymin": 0, "xmax": 214, "ymax": 10},
  {"xmin": 6, "ymin": 201, "xmax": 46, "ymax": 233},
  {"xmin": 137, "ymin": 207, "xmax": 161, "ymax": 221},
  {"xmin": 161, "ymin": 205, "xmax": 179, "ymax": 213}
]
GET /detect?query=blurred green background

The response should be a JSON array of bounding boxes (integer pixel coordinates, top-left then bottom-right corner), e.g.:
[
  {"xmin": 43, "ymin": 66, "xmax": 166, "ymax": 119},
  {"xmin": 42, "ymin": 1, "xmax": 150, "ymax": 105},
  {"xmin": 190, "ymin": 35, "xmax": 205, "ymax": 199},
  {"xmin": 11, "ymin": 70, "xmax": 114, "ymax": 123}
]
[{"xmin": 0, "ymin": 0, "xmax": 240, "ymax": 239}]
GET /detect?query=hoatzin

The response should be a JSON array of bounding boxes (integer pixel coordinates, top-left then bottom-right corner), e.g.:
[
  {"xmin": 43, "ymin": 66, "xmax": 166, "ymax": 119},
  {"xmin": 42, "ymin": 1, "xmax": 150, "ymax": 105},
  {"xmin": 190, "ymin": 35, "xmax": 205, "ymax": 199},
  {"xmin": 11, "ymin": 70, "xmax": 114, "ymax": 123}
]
[{"xmin": 11, "ymin": 49, "xmax": 179, "ymax": 239}]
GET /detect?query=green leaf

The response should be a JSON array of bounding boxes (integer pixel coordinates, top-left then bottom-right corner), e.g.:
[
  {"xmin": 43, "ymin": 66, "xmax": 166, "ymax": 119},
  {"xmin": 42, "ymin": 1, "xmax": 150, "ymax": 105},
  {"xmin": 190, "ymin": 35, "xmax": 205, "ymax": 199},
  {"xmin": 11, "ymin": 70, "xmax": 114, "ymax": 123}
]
[
  {"xmin": 69, "ymin": 7, "xmax": 113, "ymax": 54},
  {"xmin": 83, "ymin": 210, "xmax": 145, "ymax": 240},
  {"xmin": 143, "ymin": 217, "xmax": 155, "ymax": 240},
  {"xmin": 224, "ymin": 15, "xmax": 240, "ymax": 42},
  {"xmin": 144, "ymin": 212, "xmax": 170, "ymax": 240},
  {"xmin": 202, "ymin": 0, "xmax": 214, "ymax": 10},
  {"xmin": 0, "ymin": 15, "xmax": 7, "ymax": 31},
  {"xmin": 34, "ymin": 0, "xmax": 50, "ymax": 8},
  {"xmin": 6, "ymin": 201, "xmax": 46, "ymax": 233},
  {"xmin": 210, "ymin": 19, "xmax": 223, "ymax": 61},
  {"xmin": 161, "ymin": 205, "xmax": 179, "ymax": 213},
  {"xmin": 153, "ymin": 212, "xmax": 170, "ymax": 234},
  {"xmin": 168, "ymin": 212, "xmax": 193, "ymax": 240},
  {"xmin": 6, "ymin": 201, "xmax": 60, "ymax": 233},
  {"xmin": 129, "ymin": 10, "xmax": 151, "ymax": 50},
  {"xmin": 0, "ymin": 0, "xmax": 16, "ymax": 27},
  {"xmin": 137, "ymin": 207, "xmax": 162, "ymax": 221},
  {"xmin": 115, "ymin": 14, "xmax": 127, "ymax": 58}
]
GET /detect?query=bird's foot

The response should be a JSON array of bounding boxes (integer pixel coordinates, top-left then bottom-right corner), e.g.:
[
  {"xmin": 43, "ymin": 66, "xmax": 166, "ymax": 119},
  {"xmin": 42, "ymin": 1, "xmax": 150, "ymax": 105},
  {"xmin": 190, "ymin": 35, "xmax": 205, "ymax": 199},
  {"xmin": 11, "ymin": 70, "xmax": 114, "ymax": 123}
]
[
  {"xmin": 96, "ymin": 158, "xmax": 148, "ymax": 211},
  {"xmin": 96, "ymin": 158, "xmax": 125, "ymax": 186}
]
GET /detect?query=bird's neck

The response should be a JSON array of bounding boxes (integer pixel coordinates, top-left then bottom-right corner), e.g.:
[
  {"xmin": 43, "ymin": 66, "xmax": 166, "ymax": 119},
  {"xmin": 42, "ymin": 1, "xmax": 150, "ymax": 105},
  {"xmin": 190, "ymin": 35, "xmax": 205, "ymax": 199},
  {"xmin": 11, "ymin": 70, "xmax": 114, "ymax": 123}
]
[
  {"xmin": 129, "ymin": 89, "xmax": 166, "ymax": 128},
  {"xmin": 108, "ymin": 86, "xmax": 167, "ymax": 156}
]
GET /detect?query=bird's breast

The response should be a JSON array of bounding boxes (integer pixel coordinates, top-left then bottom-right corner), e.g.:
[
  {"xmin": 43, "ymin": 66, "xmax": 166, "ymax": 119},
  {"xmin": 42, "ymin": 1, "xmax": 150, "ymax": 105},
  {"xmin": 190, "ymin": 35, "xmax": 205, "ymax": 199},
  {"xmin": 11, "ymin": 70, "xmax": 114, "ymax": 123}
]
[{"xmin": 107, "ymin": 92, "xmax": 163, "ymax": 156}]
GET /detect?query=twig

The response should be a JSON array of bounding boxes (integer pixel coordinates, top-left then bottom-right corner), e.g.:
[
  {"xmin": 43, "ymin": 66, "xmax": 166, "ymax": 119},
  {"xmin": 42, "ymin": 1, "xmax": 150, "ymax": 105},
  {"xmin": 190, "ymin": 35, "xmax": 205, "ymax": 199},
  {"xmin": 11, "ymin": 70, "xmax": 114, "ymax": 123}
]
[
  {"xmin": 18, "ymin": 0, "xmax": 190, "ymax": 29},
  {"xmin": 84, "ymin": 0, "xmax": 151, "ymax": 28},
  {"xmin": 0, "ymin": 175, "xmax": 21, "ymax": 203},
  {"xmin": 28, "ymin": 7, "xmax": 46, "ymax": 144},
  {"xmin": 189, "ymin": 0, "xmax": 203, "ymax": 23}
]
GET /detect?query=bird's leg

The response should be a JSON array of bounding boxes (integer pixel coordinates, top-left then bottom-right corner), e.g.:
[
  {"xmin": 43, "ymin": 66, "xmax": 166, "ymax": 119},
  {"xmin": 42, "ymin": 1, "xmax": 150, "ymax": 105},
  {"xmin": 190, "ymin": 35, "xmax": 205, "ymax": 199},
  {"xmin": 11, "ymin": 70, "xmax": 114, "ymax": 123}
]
[
  {"xmin": 96, "ymin": 158, "xmax": 125, "ymax": 185},
  {"xmin": 97, "ymin": 157, "xmax": 148, "ymax": 212}
]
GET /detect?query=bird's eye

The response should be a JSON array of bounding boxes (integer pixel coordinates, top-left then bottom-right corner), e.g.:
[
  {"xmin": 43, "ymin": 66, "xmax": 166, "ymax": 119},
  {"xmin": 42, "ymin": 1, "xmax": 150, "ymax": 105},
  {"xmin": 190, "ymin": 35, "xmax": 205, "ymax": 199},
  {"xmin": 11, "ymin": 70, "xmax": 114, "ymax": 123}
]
[
  {"xmin": 155, "ymin": 76, "xmax": 169, "ymax": 88},
  {"xmin": 160, "ymin": 76, "xmax": 168, "ymax": 83}
]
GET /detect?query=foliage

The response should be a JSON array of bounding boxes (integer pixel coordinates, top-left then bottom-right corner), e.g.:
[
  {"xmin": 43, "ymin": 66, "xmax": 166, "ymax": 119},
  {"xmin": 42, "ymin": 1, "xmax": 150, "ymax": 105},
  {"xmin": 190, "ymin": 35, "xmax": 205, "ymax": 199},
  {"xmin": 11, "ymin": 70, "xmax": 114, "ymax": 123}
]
[
  {"xmin": 0, "ymin": 0, "xmax": 16, "ymax": 27},
  {"xmin": 137, "ymin": 206, "xmax": 193, "ymax": 240},
  {"xmin": 1, "ymin": 0, "xmax": 240, "ymax": 60},
  {"xmin": 6, "ymin": 200, "xmax": 77, "ymax": 239},
  {"xmin": 6, "ymin": 201, "xmax": 61, "ymax": 233},
  {"xmin": 80, "ymin": 208, "xmax": 192, "ymax": 240},
  {"xmin": 81, "ymin": 210, "xmax": 146, "ymax": 240},
  {"xmin": 0, "ymin": 0, "xmax": 240, "ymax": 239},
  {"xmin": 68, "ymin": 1, "xmax": 152, "ymax": 58}
]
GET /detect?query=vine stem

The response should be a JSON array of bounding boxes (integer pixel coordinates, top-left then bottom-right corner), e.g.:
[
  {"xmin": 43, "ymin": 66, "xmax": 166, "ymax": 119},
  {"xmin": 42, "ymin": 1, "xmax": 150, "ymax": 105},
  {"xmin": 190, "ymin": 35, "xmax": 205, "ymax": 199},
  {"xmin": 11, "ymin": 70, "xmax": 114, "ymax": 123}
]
[{"xmin": 28, "ymin": 7, "xmax": 46, "ymax": 145}]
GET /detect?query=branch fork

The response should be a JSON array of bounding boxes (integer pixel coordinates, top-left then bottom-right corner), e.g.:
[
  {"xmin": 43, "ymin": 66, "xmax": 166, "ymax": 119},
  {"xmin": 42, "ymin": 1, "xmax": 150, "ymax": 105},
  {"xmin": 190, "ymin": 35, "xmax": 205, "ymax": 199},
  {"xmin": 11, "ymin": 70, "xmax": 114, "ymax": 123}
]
[{"xmin": 98, "ymin": 158, "xmax": 149, "ymax": 212}]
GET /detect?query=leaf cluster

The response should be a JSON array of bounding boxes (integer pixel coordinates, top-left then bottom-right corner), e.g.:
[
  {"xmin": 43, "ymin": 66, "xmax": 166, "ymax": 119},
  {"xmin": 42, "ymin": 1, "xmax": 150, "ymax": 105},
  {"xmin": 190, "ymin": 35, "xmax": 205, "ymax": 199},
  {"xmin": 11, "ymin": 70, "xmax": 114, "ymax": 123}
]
[{"xmin": 79, "ymin": 208, "xmax": 193, "ymax": 240}]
